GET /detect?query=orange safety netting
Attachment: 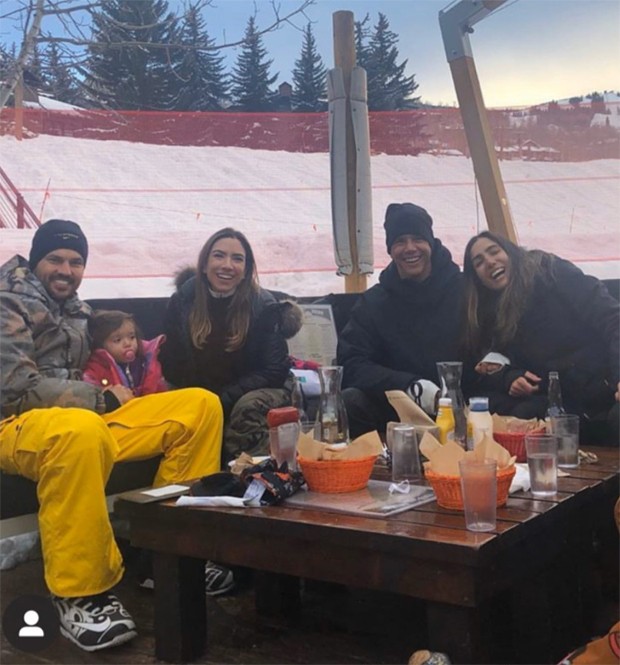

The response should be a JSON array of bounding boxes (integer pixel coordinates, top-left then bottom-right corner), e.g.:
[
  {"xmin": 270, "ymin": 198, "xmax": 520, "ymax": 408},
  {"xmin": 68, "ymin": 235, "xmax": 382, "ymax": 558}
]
[{"xmin": 2, "ymin": 104, "xmax": 619, "ymax": 161}]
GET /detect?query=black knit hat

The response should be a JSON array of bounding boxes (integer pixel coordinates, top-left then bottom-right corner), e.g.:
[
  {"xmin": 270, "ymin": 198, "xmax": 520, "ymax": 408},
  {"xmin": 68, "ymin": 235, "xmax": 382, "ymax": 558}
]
[
  {"xmin": 384, "ymin": 203, "xmax": 434, "ymax": 253},
  {"xmin": 29, "ymin": 219, "xmax": 88, "ymax": 270}
]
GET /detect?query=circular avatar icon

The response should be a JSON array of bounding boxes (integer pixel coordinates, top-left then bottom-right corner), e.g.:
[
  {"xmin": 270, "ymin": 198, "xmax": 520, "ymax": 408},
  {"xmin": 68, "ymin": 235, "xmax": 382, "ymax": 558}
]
[{"xmin": 2, "ymin": 594, "xmax": 59, "ymax": 652}]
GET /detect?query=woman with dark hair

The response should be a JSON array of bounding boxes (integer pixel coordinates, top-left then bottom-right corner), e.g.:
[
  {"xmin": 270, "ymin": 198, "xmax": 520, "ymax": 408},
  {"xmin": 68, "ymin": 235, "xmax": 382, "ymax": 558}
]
[
  {"xmin": 462, "ymin": 231, "xmax": 619, "ymax": 443},
  {"xmin": 160, "ymin": 227, "xmax": 302, "ymax": 462}
]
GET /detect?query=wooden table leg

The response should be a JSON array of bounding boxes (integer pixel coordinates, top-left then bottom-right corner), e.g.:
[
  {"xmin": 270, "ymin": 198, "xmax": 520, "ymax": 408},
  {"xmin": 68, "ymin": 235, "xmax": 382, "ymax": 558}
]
[
  {"xmin": 426, "ymin": 601, "xmax": 496, "ymax": 664},
  {"xmin": 255, "ymin": 571, "xmax": 301, "ymax": 621},
  {"xmin": 153, "ymin": 552, "xmax": 206, "ymax": 663}
]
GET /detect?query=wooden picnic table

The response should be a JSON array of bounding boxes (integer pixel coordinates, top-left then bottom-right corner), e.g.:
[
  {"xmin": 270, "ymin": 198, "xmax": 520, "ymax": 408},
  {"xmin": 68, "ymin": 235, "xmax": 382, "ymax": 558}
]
[{"xmin": 115, "ymin": 447, "xmax": 619, "ymax": 664}]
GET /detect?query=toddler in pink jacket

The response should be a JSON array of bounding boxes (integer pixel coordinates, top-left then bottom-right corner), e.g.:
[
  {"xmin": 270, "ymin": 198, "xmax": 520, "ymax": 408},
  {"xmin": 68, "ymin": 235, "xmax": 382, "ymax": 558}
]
[{"xmin": 84, "ymin": 310, "xmax": 168, "ymax": 396}]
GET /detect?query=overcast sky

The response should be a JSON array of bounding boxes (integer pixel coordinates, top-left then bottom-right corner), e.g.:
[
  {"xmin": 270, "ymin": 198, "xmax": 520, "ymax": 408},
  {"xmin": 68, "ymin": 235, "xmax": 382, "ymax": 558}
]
[{"xmin": 2, "ymin": 0, "xmax": 619, "ymax": 107}]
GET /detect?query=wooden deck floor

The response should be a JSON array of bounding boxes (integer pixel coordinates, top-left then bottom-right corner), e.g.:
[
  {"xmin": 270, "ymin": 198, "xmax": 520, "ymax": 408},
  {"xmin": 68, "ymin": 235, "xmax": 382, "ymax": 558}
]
[
  {"xmin": 2, "ymin": 501, "xmax": 618, "ymax": 665},
  {"xmin": 1, "ymin": 546, "xmax": 434, "ymax": 665}
]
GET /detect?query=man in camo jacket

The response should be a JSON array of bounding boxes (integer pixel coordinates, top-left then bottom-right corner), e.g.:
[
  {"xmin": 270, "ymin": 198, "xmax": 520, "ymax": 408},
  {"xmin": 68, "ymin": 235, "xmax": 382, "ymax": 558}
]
[{"xmin": 0, "ymin": 219, "xmax": 223, "ymax": 652}]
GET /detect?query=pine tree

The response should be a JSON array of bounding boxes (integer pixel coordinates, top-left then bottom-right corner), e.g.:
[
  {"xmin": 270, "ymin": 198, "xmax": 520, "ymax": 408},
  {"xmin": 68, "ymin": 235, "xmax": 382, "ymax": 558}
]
[
  {"xmin": 27, "ymin": 44, "xmax": 46, "ymax": 90},
  {"xmin": 79, "ymin": 0, "xmax": 181, "ymax": 110},
  {"xmin": 230, "ymin": 16, "xmax": 278, "ymax": 111},
  {"xmin": 365, "ymin": 13, "xmax": 419, "ymax": 111},
  {"xmin": 44, "ymin": 42, "xmax": 78, "ymax": 104},
  {"xmin": 175, "ymin": 4, "xmax": 229, "ymax": 111},
  {"xmin": 354, "ymin": 14, "xmax": 371, "ymax": 71},
  {"xmin": 291, "ymin": 23, "xmax": 326, "ymax": 112}
]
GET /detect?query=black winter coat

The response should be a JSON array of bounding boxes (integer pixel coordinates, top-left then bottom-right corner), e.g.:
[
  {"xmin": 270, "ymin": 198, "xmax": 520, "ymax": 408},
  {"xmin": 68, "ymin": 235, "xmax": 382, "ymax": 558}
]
[
  {"xmin": 337, "ymin": 239, "xmax": 463, "ymax": 397},
  {"xmin": 471, "ymin": 257, "xmax": 619, "ymax": 418},
  {"xmin": 160, "ymin": 276, "xmax": 301, "ymax": 416}
]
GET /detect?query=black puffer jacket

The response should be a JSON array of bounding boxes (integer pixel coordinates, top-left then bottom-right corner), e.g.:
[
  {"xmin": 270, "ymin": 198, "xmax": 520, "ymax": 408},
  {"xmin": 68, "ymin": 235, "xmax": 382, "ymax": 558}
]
[
  {"xmin": 160, "ymin": 273, "xmax": 302, "ymax": 416},
  {"xmin": 472, "ymin": 257, "xmax": 619, "ymax": 418},
  {"xmin": 337, "ymin": 240, "xmax": 463, "ymax": 396}
]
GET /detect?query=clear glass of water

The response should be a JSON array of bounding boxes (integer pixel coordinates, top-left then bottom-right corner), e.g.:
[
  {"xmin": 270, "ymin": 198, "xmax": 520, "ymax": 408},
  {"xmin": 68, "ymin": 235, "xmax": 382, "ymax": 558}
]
[
  {"xmin": 549, "ymin": 414, "xmax": 580, "ymax": 468},
  {"xmin": 525, "ymin": 434, "xmax": 558, "ymax": 497}
]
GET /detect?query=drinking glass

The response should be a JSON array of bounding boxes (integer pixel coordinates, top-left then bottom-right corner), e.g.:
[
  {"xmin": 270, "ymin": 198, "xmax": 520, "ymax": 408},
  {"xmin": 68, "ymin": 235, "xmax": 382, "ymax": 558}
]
[
  {"xmin": 459, "ymin": 458, "xmax": 497, "ymax": 532},
  {"xmin": 549, "ymin": 414, "xmax": 579, "ymax": 468},
  {"xmin": 269, "ymin": 422, "xmax": 300, "ymax": 471},
  {"xmin": 390, "ymin": 424, "xmax": 422, "ymax": 483},
  {"xmin": 525, "ymin": 434, "xmax": 558, "ymax": 497}
]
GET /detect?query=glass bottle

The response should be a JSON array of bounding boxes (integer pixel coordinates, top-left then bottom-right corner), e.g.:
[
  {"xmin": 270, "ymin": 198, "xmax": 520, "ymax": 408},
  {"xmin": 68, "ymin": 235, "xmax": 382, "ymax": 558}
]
[
  {"xmin": 436, "ymin": 361, "xmax": 467, "ymax": 448},
  {"xmin": 317, "ymin": 366, "xmax": 349, "ymax": 445},
  {"xmin": 291, "ymin": 375, "xmax": 309, "ymax": 426},
  {"xmin": 436, "ymin": 397, "xmax": 456, "ymax": 445},
  {"xmin": 546, "ymin": 371, "xmax": 565, "ymax": 418}
]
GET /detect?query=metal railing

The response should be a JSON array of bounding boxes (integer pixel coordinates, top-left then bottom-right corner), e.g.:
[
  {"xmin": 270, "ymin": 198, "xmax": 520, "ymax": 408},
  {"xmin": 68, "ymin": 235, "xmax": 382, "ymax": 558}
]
[{"xmin": 0, "ymin": 165, "xmax": 40, "ymax": 229}]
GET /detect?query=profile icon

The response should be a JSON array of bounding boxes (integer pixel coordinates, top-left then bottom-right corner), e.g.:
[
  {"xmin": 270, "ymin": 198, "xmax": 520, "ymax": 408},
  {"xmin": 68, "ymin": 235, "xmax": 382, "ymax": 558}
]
[
  {"xmin": 18, "ymin": 610, "xmax": 45, "ymax": 637},
  {"xmin": 2, "ymin": 595, "xmax": 58, "ymax": 652}
]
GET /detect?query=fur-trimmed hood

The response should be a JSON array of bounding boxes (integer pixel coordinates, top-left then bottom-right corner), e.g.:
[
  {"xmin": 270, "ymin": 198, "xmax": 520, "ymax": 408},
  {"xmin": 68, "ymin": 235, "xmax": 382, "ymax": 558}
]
[{"xmin": 173, "ymin": 266, "xmax": 303, "ymax": 340}]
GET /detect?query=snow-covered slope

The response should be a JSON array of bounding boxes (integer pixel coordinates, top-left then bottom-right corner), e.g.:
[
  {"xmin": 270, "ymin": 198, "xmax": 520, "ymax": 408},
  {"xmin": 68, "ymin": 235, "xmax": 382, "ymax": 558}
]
[{"xmin": 1, "ymin": 134, "xmax": 618, "ymax": 298}]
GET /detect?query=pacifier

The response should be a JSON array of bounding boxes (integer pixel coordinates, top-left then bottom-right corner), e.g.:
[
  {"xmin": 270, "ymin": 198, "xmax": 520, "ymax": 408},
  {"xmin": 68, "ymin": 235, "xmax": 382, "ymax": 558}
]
[{"xmin": 123, "ymin": 350, "xmax": 136, "ymax": 362}]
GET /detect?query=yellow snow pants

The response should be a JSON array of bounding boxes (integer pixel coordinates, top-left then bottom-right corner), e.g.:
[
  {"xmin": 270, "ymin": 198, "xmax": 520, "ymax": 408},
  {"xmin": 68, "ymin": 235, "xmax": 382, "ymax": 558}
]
[{"xmin": 0, "ymin": 387, "xmax": 223, "ymax": 598}]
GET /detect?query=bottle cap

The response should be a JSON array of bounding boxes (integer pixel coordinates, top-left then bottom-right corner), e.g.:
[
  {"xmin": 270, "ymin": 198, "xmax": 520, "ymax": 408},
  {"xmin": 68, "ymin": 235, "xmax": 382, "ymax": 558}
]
[
  {"xmin": 267, "ymin": 406, "xmax": 299, "ymax": 428},
  {"xmin": 469, "ymin": 396, "xmax": 490, "ymax": 412},
  {"xmin": 438, "ymin": 397, "xmax": 452, "ymax": 407}
]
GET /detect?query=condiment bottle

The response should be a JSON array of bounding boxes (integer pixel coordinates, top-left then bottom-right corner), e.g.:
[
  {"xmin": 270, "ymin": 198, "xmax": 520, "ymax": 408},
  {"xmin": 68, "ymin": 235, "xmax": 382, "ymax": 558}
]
[
  {"xmin": 546, "ymin": 371, "xmax": 565, "ymax": 418},
  {"xmin": 436, "ymin": 397, "xmax": 455, "ymax": 445},
  {"xmin": 468, "ymin": 397, "xmax": 494, "ymax": 448}
]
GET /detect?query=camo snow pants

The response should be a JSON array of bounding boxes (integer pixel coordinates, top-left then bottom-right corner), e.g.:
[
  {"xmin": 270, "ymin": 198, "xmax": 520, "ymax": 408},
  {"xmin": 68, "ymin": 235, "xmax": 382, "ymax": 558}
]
[{"xmin": 223, "ymin": 380, "xmax": 293, "ymax": 465}]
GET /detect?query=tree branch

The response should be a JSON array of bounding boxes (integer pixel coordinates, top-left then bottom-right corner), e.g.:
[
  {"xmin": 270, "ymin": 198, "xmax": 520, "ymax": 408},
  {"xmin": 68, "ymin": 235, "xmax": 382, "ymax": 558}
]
[{"xmin": 0, "ymin": 0, "xmax": 45, "ymax": 109}]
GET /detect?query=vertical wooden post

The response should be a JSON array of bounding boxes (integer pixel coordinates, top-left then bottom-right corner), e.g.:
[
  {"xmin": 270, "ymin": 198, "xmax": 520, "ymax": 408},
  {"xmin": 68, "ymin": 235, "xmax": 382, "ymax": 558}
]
[
  {"xmin": 448, "ymin": 57, "xmax": 516, "ymax": 241},
  {"xmin": 333, "ymin": 11, "xmax": 367, "ymax": 293},
  {"xmin": 14, "ymin": 74, "xmax": 24, "ymax": 141}
]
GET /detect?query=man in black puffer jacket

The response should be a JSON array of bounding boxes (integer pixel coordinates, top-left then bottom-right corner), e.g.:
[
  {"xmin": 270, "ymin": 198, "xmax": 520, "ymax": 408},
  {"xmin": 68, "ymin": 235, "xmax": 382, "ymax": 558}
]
[{"xmin": 337, "ymin": 203, "xmax": 464, "ymax": 438}]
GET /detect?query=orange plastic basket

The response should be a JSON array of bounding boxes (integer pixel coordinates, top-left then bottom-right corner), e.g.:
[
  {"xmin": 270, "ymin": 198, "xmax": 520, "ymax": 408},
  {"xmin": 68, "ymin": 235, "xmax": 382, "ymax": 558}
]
[
  {"xmin": 424, "ymin": 465, "xmax": 516, "ymax": 510},
  {"xmin": 494, "ymin": 428, "xmax": 546, "ymax": 462},
  {"xmin": 297, "ymin": 455, "xmax": 377, "ymax": 493}
]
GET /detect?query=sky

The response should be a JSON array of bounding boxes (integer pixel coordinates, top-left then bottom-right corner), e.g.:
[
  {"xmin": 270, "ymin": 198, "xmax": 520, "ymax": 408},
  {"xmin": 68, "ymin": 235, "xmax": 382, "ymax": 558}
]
[
  {"xmin": 1, "ymin": 133, "xmax": 618, "ymax": 299},
  {"xmin": 219, "ymin": 0, "xmax": 620, "ymax": 107},
  {"xmin": 1, "ymin": 0, "xmax": 619, "ymax": 108}
]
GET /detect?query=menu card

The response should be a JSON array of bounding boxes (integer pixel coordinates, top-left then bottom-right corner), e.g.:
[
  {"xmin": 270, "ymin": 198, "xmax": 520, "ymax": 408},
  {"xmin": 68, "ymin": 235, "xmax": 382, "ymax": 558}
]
[
  {"xmin": 287, "ymin": 304, "xmax": 338, "ymax": 366},
  {"xmin": 284, "ymin": 480, "xmax": 435, "ymax": 518}
]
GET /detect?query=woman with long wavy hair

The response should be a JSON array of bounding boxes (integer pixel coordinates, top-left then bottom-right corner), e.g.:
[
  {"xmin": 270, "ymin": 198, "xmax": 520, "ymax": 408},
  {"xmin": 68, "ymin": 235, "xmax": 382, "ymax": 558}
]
[
  {"xmin": 462, "ymin": 231, "xmax": 619, "ymax": 443},
  {"xmin": 161, "ymin": 227, "xmax": 302, "ymax": 462}
]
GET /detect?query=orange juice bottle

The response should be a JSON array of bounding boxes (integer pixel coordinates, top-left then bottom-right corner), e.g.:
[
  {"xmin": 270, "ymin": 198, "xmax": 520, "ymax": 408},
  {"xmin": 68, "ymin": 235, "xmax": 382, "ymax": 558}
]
[{"xmin": 436, "ymin": 397, "xmax": 455, "ymax": 445}]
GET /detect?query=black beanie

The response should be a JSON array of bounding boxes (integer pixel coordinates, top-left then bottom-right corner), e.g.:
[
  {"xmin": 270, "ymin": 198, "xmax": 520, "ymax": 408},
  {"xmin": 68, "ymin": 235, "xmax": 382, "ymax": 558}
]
[
  {"xmin": 29, "ymin": 219, "xmax": 88, "ymax": 270},
  {"xmin": 384, "ymin": 203, "xmax": 434, "ymax": 253}
]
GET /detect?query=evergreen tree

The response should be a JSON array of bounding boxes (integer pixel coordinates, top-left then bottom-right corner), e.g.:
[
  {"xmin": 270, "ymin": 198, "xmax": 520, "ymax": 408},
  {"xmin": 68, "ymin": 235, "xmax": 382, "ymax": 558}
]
[
  {"xmin": 79, "ymin": 0, "xmax": 181, "ymax": 110},
  {"xmin": 44, "ymin": 42, "xmax": 78, "ymax": 104},
  {"xmin": 365, "ymin": 13, "xmax": 419, "ymax": 111},
  {"xmin": 175, "ymin": 4, "xmax": 228, "ymax": 111},
  {"xmin": 27, "ymin": 43, "xmax": 46, "ymax": 90},
  {"xmin": 291, "ymin": 23, "xmax": 326, "ymax": 112},
  {"xmin": 230, "ymin": 16, "xmax": 278, "ymax": 111},
  {"xmin": 354, "ymin": 14, "xmax": 371, "ymax": 71}
]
